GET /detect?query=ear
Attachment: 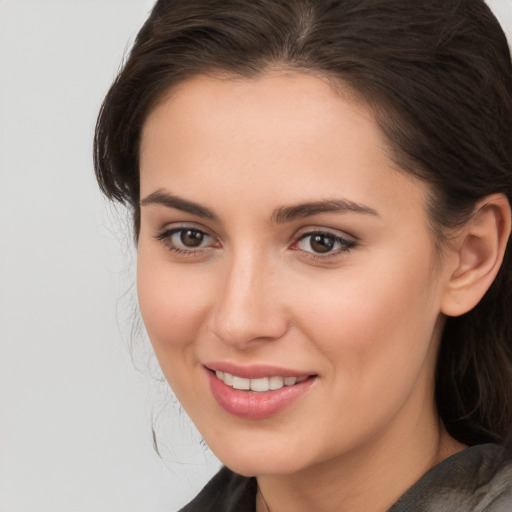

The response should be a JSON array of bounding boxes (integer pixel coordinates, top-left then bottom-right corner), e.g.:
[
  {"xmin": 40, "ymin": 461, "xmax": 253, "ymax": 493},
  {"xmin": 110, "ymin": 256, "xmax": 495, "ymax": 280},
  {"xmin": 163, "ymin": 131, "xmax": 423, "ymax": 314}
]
[{"xmin": 441, "ymin": 193, "xmax": 511, "ymax": 317}]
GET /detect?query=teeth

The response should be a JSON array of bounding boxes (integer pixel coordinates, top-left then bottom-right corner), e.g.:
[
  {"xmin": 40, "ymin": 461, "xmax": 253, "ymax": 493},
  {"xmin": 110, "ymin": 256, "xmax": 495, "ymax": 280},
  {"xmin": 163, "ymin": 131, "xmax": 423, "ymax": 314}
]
[
  {"xmin": 232, "ymin": 376, "xmax": 250, "ymax": 390},
  {"xmin": 215, "ymin": 371, "xmax": 308, "ymax": 392},
  {"xmin": 250, "ymin": 377, "xmax": 269, "ymax": 392},
  {"xmin": 269, "ymin": 376, "xmax": 284, "ymax": 390}
]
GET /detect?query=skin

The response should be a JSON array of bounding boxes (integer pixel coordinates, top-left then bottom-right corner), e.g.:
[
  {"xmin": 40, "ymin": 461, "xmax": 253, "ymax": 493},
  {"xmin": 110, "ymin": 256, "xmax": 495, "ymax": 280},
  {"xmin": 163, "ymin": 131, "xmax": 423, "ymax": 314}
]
[{"xmin": 137, "ymin": 72, "xmax": 467, "ymax": 512}]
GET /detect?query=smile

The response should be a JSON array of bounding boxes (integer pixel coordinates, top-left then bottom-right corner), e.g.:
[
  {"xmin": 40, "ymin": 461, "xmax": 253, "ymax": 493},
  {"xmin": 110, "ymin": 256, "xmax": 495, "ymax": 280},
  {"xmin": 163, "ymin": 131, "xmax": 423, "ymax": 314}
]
[
  {"xmin": 206, "ymin": 366, "xmax": 316, "ymax": 419},
  {"xmin": 215, "ymin": 370, "xmax": 309, "ymax": 392}
]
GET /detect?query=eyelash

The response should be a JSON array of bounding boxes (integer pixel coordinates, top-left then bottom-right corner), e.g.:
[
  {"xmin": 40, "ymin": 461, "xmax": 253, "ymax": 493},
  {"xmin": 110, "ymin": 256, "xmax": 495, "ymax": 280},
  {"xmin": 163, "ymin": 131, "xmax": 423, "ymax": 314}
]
[
  {"xmin": 155, "ymin": 226, "xmax": 218, "ymax": 255},
  {"xmin": 154, "ymin": 226, "xmax": 357, "ymax": 260},
  {"xmin": 291, "ymin": 230, "xmax": 356, "ymax": 260}
]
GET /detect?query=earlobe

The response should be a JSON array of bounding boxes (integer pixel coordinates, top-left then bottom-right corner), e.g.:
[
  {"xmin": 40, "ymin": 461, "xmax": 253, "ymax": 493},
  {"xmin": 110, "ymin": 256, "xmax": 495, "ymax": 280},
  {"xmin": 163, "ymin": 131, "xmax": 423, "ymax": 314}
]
[{"xmin": 441, "ymin": 194, "xmax": 511, "ymax": 317}]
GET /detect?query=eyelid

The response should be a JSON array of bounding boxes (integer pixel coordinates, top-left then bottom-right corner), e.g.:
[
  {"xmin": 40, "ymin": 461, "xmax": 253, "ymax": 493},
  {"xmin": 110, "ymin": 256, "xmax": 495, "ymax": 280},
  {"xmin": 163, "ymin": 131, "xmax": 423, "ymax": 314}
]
[
  {"xmin": 292, "ymin": 225, "xmax": 357, "ymax": 243},
  {"xmin": 154, "ymin": 223, "xmax": 221, "ymax": 254},
  {"xmin": 154, "ymin": 221, "xmax": 217, "ymax": 239},
  {"xmin": 290, "ymin": 226, "xmax": 357, "ymax": 258}
]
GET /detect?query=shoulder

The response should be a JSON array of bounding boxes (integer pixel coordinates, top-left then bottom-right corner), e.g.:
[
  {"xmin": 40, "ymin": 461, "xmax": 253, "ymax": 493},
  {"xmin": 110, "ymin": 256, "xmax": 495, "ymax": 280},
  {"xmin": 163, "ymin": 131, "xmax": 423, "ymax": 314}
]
[
  {"xmin": 178, "ymin": 466, "xmax": 256, "ymax": 512},
  {"xmin": 389, "ymin": 443, "xmax": 512, "ymax": 512}
]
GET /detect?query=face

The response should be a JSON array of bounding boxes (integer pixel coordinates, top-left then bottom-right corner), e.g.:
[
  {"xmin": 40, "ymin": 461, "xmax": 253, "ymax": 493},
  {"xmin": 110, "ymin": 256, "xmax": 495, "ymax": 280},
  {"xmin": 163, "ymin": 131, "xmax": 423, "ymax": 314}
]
[{"xmin": 137, "ymin": 72, "xmax": 454, "ymax": 477}]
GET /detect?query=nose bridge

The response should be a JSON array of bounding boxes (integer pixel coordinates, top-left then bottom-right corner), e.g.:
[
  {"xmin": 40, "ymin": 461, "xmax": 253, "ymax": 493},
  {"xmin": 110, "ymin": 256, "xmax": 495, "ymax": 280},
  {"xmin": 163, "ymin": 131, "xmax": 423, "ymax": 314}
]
[{"xmin": 211, "ymin": 243, "xmax": 287, "ymax": 347}]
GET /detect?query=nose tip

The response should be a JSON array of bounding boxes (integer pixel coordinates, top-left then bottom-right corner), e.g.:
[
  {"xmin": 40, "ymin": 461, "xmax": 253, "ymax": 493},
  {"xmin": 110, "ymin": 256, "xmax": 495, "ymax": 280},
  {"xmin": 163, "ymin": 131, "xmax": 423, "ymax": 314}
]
[
  {"xmin": 213, "ymin": 305, "xmax": 288, "ymax": 348},
  {"xmin": 210, "ymin": 264, "xmax": 289, "ymax": 348}
]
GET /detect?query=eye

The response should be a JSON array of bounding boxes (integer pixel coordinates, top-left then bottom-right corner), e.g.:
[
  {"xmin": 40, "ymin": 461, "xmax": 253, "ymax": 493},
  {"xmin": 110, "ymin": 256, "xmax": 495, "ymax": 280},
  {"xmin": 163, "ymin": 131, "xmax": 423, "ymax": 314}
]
[
  {"xmin": 155, "ymin": 226, "xmax": 218, "ymax": 254},
  {"xmin": 295, "ymin": 230, "xmax": 355, "ymax": 256},
  {"xmin": 173, "ymin": 229, "xmax": 208, "ymax": 248}
]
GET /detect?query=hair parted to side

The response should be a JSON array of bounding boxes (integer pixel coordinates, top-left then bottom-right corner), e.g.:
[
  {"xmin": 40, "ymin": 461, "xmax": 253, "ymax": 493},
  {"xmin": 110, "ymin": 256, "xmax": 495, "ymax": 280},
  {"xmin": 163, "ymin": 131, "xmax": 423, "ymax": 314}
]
[{"xmin": 94, "ymin": 0, "xmax": 512, "ymax": 447}]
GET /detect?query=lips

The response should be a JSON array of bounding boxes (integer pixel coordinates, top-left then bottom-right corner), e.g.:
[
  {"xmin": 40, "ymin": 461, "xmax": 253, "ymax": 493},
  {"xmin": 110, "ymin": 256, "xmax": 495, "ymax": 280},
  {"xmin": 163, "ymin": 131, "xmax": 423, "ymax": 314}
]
[{"xmin": 205, "ymin": 364, "xmax": 316, "ymax": 419}]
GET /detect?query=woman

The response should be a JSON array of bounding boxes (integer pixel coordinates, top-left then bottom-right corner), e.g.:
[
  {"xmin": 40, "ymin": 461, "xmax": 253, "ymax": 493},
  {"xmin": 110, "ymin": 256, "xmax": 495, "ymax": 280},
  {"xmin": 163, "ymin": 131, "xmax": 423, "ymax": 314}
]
[{"xmin": 94, "ymin": 0, "xmax": 512, "ymax": 510}]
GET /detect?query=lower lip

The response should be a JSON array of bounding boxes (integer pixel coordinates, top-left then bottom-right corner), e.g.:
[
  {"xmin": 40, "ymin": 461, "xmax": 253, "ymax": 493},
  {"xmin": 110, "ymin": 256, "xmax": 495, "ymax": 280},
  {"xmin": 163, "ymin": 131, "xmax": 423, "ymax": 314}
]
[{"xmin": 206, "ymin": 369, "xmax": 315, "ymax": 419}]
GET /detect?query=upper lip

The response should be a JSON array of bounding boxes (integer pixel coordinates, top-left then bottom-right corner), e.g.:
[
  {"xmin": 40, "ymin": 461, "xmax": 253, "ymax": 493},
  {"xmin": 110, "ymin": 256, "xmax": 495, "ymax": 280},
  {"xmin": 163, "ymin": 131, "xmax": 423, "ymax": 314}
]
[{"xmin": 204, "ymin": 362, "xmax": 314, "ymax": 379}]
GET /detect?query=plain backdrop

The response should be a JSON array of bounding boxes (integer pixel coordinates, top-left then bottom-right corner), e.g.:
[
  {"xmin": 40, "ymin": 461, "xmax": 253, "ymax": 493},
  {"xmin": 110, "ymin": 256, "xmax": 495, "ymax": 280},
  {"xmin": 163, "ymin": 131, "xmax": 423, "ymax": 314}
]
[{"xmin": 0, "ymin": 1, "xmax": 511, "ymax": 511}]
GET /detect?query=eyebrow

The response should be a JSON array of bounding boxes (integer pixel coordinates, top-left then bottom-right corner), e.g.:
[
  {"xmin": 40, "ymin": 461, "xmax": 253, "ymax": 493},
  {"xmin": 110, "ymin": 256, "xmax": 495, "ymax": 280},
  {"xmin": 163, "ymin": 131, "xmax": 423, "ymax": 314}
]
[
  {"xmin": 140, "ymin": 190, "xmax": 378, "ymax": 223},
  {"xmin": 140, "ymin": 190, "xmax": 218, "ymax": 220},
  {"xmin": 271, "ymin": 199, "xmax": 378, "ymax": 223}
]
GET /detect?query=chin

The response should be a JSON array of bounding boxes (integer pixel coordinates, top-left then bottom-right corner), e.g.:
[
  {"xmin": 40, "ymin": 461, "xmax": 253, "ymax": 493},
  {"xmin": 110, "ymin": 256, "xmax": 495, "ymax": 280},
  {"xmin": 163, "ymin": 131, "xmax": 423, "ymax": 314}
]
[
  {"xmin": 208, "ymin": 439, "xmax": 315, "ymax": 478},
  {"xmin": 223, "ymin": 457, "xmax": 302, "ymax": 478}
]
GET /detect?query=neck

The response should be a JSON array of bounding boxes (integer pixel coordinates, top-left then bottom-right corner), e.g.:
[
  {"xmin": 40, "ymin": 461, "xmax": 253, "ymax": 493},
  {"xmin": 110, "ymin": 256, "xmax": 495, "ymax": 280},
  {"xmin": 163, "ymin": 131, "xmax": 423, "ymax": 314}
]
[{"xmin": 256, "ymin": 405, "xmax": 464, "ymax": 512}]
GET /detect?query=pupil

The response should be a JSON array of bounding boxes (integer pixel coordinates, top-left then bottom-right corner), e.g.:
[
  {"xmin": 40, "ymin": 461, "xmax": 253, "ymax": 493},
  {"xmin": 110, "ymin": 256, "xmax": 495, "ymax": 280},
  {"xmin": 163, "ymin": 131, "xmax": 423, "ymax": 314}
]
[
  {"xmin": 311, "ymin": 234, "xmax": 334, "ymax": 253},
  {"xmin": 181, "ymin": 230, "xmax": 204, "ymax": 247}
]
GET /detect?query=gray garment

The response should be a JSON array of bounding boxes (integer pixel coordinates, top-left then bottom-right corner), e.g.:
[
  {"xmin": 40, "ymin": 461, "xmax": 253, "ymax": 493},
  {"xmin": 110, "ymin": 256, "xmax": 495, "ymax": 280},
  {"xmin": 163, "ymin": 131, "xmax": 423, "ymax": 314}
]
[
  {"xmin": 179, "ymin": 444, "xmax": 512, "ymax": 511},
  {"xmin": 389, "ymin": 443, "xmax": 512, "ymax": 511}
]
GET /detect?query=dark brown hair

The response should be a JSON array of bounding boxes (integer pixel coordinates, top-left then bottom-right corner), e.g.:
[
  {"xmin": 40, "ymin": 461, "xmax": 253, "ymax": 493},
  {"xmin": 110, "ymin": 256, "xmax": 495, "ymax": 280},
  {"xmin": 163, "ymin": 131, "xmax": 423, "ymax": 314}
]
[{"xmin": 94, "ymin": 0, "xmax": 512, "ymax": 447}]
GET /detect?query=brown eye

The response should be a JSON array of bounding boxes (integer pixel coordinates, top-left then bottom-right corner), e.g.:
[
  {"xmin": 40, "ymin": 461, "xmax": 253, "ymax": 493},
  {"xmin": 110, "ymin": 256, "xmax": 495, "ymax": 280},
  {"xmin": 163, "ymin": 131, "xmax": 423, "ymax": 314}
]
[
  {"xmin": 309, "ymin": 234, "xmax": 335, "ymax": 253},
  {"xmin": 180, "ymin": 229, "xmax": 205, "ymax": 247},
  {"xmin": 155, "ymin": 227, "xmax": 217, "ymax": 254},
  {"xmin": 296, "ymin": 231, "xmax": 355, "ymax": 256}
]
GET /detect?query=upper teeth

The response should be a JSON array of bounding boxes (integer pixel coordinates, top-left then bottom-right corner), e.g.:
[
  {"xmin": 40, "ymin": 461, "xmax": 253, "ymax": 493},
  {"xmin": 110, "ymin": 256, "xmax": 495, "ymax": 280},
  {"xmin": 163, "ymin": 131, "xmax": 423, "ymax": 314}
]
[{"xmin": 215, "ymin": 371, "xmax": 307, "ymax": 392}]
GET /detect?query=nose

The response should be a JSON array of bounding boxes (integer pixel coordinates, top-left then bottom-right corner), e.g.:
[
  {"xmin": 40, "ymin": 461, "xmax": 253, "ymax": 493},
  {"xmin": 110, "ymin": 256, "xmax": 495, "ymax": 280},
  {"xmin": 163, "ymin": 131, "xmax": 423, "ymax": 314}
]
[{"xmin": 210, "ymin": 250, "xmax": 290, "ymax": 349}]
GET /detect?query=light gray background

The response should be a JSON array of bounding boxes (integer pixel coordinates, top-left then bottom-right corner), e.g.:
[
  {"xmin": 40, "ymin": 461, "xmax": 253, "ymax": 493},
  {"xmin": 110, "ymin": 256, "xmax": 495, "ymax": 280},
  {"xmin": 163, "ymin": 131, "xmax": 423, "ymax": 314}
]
[{"xmin": 0, "ymin": 1, "xmax": 511, "ymax": 511}]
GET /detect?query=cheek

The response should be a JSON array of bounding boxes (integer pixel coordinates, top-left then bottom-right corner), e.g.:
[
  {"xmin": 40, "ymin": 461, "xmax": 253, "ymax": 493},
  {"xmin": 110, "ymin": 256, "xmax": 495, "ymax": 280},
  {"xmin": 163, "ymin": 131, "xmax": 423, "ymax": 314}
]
[
  {"xmin": 136, "ymin": 249, "xmax": 213, "ymax": 362},
  {"xmin": 294, "ymin": 247, "xmax": 441, "ymax": 384}
]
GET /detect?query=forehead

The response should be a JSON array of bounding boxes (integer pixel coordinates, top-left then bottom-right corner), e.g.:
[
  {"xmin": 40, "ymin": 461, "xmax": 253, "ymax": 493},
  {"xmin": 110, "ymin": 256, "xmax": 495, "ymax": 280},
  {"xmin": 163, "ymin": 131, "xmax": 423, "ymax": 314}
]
[
  {"xmin": 139, "ymin": 72, "xmax": 428, "ymax": 225},
  {"xmin": 140, "ymin": 71, "xmax": 375, "ymax": 161}
]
